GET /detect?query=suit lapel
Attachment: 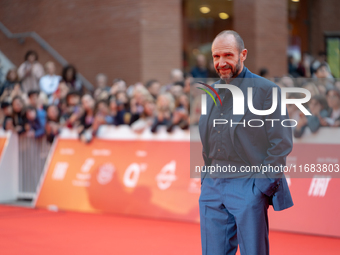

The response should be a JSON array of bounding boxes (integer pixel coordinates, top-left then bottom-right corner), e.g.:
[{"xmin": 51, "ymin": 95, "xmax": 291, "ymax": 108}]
[{"xmin": 229, "ymin": 70, "xmax": 257, "ymax": 145}]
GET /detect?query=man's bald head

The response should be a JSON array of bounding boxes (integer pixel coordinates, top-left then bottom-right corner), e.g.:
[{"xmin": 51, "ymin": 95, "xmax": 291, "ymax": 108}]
[
  {"xmin": 213, "ymin": 30, "xmax": 245, "ymax": 53},
  {"xmin": 211, "ymin": 30, "xmax": 247, "ymax": 82}
]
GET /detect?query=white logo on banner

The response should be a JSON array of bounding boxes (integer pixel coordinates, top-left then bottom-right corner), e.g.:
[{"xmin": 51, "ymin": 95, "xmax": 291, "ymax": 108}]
[
  {"xmin": 59, "ymin": 148, "xmax": 75, "ymax": 155},
  {"xmin": 156, "ymin": 160, "xmax": 177, "ymax": 190},
  {"xmin": 123, "ymin": 163, "xmax": 147, "ymax": 188},
  {"xmin": 72, "ymin": 158, "xmax": 95, "ymax": 187},
  {"xmin": 188, "ymin": 178, "xmax": 201, "ymax": 193},
  {"xmin": 92, "ymin": 149, "xmax": 111, "ymax": 156},
  {"xmin": 97, "ymin": 163, "xmax": 115, "ymax": 185},
  {"xmin": 81, "ymin": 158, "xmax": 95, "ymax": 172},
  {"xmin": 136, "ymin": 150, "xmax": 147, "ymax": 157},
  {"xmin": 52, "ymin": 162, "xmax": 69, "ymax": 180},
  {"xmin": 308, "ymin": 176, "xmax": 331, "ymax": 197}
]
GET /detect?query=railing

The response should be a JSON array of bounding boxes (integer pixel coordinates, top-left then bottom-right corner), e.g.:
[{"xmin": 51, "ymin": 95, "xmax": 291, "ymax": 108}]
[
  {"xmin": 0, "ymin": 22, "xmax": 93, "ymax": 91},
  {"xmin": 18, "ymin": 135, "xmax": 51, "ymax": 199}
]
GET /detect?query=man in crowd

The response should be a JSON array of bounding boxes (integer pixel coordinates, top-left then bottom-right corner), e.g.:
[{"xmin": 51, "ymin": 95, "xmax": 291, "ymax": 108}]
[
  {"xmin": 191, "ymin": 54, "xmax": 208, "ymax": 79},
  {"xmin": 17, "ymin": 50, "xmax": 44, "ymax": 93},
  {"xmin": 39, "ymin": 61, "xmax": 61, "ymax": 99}
]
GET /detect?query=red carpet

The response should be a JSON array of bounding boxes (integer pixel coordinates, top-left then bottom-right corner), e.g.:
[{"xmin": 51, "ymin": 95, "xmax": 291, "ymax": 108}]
[{"xmin": 0, "ymin": 205, "xmax": 339, "ymax": 255}]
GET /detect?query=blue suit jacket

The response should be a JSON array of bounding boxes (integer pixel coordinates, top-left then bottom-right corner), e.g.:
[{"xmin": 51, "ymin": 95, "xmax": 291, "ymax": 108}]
[{"xmin": 198, "ymin": 68, "xmax": 294, "ymax": 211}]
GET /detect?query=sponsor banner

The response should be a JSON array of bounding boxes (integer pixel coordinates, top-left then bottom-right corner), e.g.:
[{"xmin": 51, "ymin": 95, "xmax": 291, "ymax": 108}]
[
  {"xmin": 35, "ymin": 137, "xmax": 200, "ymax": 222},
  {"xmin": 269, "ymin": 177, "xmax": 340, "ymax": 238},
  {"xmin": 269, "ymin": 143, "xmax": 340, "ymax": 238},
  {"xmin": 35, "ymin": 127, "xmax": 340, "ymax": 237}
]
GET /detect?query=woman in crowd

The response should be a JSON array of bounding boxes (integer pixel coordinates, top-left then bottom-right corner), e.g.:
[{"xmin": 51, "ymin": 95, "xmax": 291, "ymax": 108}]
[
  {"xmin": 17, "ymin": 50, "xmax": 44, "ymax": 93},
  {"xmin": 151, "ymin": 93, "xmax": 174, "ymax": 133},
  {"xmin": 63, "ymin": 91, "xmax": 82, "ymax": 128},
  {"xmin": 129, "ymin": 85, "xmax": 150, "ymax": 125},
  {"xmin": 77, "ymin": 94, "xmax": 95, "ymax": 143},
  {"xmin": 62, "ymin": 65, "xmax": 83, "ymax": 92},
  {"xmin": 11, "ymin": 96, "xmax": 26, "ymax": 134},
  {"xmin": 91, "ymin": 100, "xmax": 114, "ymax": 136},
  {"xmin": 1, "ymin": 102, "xmax": 13, "ymax": 131},
  {"xmin": 10, "ymin": 83, "xmax": 26, "ymax": 102},
  {"xmin": 110, "ymin": 78, "xmax": 127, "ymax": 96},
  {"xmin": 131, "ymin": 96, "xmax": 155, "ymax": 133},
  {"xmin": 45, "ymin": 105, "xmax": 61, "ymax": 143},
  {"xmin": 0, "ymin": 82, "xmax": 23, "ymax": 103},
  {"xmin": 166, "ymin": 93, "xmax": 189, "ymax": 132},
  {"xmin": 145, "ymin": 79, "xmax": 160, "ymax": 100},
  {"xmin": 0, "ymin": 69, "xmax": 19, "ymax": 97}
]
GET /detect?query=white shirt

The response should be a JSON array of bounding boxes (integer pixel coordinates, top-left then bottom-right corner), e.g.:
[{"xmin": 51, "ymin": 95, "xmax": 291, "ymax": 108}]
[
  {"xmin": 325, "ymin": 108, "xmax": 340, "ymax": 126},
  {"xmin": 39, "ymin": 75, "xmax": 61, "ymax": 95},
  {"xmin": 331, "ymin": 108, "xmax": 340, "ymax": 121}
]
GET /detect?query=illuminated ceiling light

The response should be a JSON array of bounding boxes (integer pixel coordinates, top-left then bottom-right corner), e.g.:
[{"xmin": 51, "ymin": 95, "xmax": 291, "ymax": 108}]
[
  {"xmin": 292, "ymin": 0, "xmax": 299, "ymax": 2},
  {"xmin": 219, "ymin": 12, "xmax": 229, "ymax": 20},
  {"xmin": 199, "ymin": 6, "xmax": 210, "ymax": 14}
]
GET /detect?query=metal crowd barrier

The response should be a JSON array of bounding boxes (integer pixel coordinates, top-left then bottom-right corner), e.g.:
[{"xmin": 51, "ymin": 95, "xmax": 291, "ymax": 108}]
[{"xmin": 18, "ymin": 135, "xmax": 51, "ymax": 199}]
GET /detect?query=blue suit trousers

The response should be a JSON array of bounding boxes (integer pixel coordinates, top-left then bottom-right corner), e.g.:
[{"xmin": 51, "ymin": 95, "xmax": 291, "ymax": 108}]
[{"xmin": 199, "ymin": 177, "xmax": 270, "ymax": 255}]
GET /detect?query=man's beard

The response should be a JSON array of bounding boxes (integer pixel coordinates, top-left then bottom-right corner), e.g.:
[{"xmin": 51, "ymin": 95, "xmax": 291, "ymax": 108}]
[{"xmin": 217, "ymin": 58, "xmax": 241, "ymax": 83}]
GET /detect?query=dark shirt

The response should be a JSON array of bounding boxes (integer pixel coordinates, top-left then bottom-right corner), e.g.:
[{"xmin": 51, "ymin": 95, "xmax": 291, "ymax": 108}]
[
  {"xmin": 191, "ymin": 66, "xmax": 208, "ymax": 79},
  {"xmin": 2, "ymin": 116, "xmax": 13, "ymax": 130},
  {"xmin": 79, "ymin": 112, "xmax": 94, "ymax": 130},
  {"xmin": 0, "ymin": 80, "xmax": 16, "ymax": 96},
  {"xmin": 207, "ymin": 67, "xmax": 247, "ymax": 162},
  {"xmin": 113, "ymin": 110, "xmax": 127, "ymax": 126},
  {"xmin": 25, "ymin": 109, "xmax": 46, "ymax": 138},
  {"xmin": 12, "ymin": 111, "xmax": 25, "ymax": 134}
]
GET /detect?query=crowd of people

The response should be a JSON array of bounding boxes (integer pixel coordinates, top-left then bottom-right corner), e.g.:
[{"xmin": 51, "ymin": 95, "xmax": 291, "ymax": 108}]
[
  {"xmin": 282, "ymin": 52, "xmax": 340, "ymax": 137},
  {"xmin": 0, "ymin": 50, "xmax": 192, "ymax": 143},
  {"xmin": 189, "ymin": 52, "xmax": 340, "ymax": 137},
  {"xmin": 0, "ymin": 50, "xmax": 339, "ymax": 143}
]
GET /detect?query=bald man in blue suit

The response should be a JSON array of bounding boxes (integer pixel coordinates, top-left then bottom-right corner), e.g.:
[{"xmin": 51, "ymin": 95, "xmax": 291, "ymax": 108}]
[{"xmin": 198, "ymin": 30, "xmax": 294, "ymax": 255}]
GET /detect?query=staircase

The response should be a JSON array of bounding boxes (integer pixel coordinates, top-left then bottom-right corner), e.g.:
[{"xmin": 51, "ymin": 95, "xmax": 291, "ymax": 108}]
[
  {"xmin": 0, "ymin": 50, "xmax": 15, "ymax": 84},
  {"xmin": 0, "ymin": 22, "xmax": 93, "ymax": 90}
]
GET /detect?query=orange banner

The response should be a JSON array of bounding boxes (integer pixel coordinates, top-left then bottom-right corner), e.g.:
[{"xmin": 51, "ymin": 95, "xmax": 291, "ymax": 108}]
[
  {"xmin": 35, "ymin": 132, "xmax": 340, "ymax": 237},
  {"xmin": 269, "ymin": 143, "xmax": 340, "ymax": 238},
  {"xmin": 35, "ymin": 138, "xmax": 200, "ymax": 222}
]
